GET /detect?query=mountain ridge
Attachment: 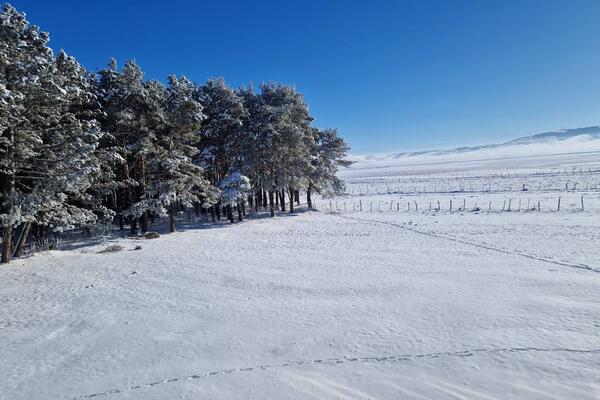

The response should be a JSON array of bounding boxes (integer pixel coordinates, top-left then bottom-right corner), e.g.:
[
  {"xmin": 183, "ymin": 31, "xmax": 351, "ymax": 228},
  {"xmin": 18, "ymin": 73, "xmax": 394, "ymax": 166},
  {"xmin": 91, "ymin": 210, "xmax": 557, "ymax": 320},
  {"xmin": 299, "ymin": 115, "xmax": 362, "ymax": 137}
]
[{"xmin": 351, "ymin": 126, "xmax": 600, "ymax": 162}]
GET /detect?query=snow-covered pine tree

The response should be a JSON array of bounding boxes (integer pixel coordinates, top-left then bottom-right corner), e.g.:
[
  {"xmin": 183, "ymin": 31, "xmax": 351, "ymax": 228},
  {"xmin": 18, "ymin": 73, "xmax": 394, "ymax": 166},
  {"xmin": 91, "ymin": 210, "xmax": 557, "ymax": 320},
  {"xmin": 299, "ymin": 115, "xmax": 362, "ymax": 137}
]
[
  {"xmin": 258, "ymin": 83, "xmax": 313, "ymax": 214},
  {"xmin": 307, "ymin": 127, "xmax": 352, "ymax": 207},
  {"xmin": 0, "ymin": 5, "xmax": 105, "ymax": 263},
  {"xmin": 19, "ymin": 51, "xmax": 109, "ymax": 249},
  {"xmin": 197, "ymin": 78, "xmax": 248, "ymax": 182},
  {"xmin": 219, "ymin": 172, "xmax": 251, "ymax": 222},
  {"xmin": 237, "ymin": 85, "xmax": 271, "ymax": 213},
  {"xmin": 195, "ymin": 78, "xmax": 248, "ymax": 219},
  {"xmin": 147, "ymin": 75, "xmax": 213, "ymax": 232},
  {"xmin": 96, "ymin": 60, "xmax": 164, "ymax": 234}
]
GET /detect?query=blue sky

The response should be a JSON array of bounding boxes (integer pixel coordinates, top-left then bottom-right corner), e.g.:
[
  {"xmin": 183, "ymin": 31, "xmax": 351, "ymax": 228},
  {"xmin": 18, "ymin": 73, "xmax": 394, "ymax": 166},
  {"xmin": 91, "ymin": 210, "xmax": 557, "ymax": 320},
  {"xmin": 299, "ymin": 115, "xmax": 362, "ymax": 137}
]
[{"xmin": 11, "ymin": 0, "xmax": 600, "ymax": 153}]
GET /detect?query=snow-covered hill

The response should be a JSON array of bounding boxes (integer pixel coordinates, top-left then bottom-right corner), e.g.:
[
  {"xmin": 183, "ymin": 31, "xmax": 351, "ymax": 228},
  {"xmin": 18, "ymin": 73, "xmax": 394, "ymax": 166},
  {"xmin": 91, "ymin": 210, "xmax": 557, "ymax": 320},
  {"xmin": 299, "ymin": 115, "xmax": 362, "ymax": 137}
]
[{"xmin": 343, "ymin": 126, "xmax": 600, "ymax": 178}]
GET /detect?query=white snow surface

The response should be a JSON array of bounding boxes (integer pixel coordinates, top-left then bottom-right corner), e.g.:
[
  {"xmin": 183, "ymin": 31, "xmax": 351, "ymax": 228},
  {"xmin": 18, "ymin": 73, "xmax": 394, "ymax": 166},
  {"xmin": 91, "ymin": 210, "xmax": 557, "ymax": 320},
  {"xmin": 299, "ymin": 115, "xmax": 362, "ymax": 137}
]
[
  {"xmin": 2, "ymin": 132, "xmax": 600, "ymax": 398},
  {"xmin": 343, "ymin": 127, "xmax": 600, "ymax": 178}
]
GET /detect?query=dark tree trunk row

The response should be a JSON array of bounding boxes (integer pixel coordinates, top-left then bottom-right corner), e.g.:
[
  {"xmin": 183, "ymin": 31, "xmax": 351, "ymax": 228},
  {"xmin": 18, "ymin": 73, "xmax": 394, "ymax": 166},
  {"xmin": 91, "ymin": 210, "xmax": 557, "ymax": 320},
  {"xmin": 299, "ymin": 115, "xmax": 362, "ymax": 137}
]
[{"xmin": 1, "ymin": 128, "xmax": 15, "ymax": 264}]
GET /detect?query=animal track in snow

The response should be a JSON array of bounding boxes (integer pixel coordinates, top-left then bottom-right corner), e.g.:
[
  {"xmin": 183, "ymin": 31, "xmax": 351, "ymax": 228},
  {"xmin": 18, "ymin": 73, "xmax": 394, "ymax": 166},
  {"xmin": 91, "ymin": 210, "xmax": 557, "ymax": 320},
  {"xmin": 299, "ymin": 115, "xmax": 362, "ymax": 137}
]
[
  {"xmin": 66, "ymin": 347, "xmax": 600, "ymax": 399},
  {"xmin": 333, "ymin": 213, "xmax": 600, "ymax": 274}
]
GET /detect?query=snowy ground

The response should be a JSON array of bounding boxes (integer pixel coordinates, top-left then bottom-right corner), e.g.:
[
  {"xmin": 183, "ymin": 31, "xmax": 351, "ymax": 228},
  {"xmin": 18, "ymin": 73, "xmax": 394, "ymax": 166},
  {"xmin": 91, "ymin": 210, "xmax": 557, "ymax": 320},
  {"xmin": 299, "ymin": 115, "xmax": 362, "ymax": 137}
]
[{"xmin": 2, "ymin": 148, "xmax": 600, "ymax": 399}]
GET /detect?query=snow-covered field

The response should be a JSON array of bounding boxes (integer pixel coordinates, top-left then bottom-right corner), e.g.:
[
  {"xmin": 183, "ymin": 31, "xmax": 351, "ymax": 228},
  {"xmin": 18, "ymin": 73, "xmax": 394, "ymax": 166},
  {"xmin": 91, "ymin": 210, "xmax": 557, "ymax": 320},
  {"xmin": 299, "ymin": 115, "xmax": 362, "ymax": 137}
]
[{"xmin": 2, "ymin": 134, "xmax": 600, "ymax": 399}]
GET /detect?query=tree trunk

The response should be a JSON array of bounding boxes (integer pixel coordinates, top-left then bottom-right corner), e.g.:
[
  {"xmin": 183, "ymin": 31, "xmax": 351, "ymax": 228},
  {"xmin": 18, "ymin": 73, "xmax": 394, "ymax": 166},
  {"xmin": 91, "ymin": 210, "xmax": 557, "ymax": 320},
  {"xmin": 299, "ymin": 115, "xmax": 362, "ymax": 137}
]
[
  {"xmin": 1, "ymin": 127, "xmax": 15, "ymax": 264},
  {"xmin": 14, "ymin": 222, "xmax": 31, "ymax": 258},
  {"xmin": 307, "ymin": 184, "xmax": 313, "ymax": 209},
  {"xmin": 263, "ymin": 189, "xmax": 268, "ymax": 209},
  {"xmin": 169, "ymin": 202, "xmax": 177, "ymax": 232},
  {"xmin": 237, "ymin": 202, "xmax": 243, "ymax": 221},
  {"xmin": 140, "ymin": 212, "xmax": 149, "ymax": 233},
  {"xmin": 255, "ymin": 190, "xmax": 261, "ymax": 211},
  {"xmin": 288, "ymin": 186, "xmax": 294, "ymax": 213},
  {"xmin": 280, "ymin": 188, "xmax": 286, "ymax": 212},
  {"xmin": 1, "ymin": 226, "xmax": 12, "ymax": 264},
  {"xmin": 118, "ymin": 215, "xmax": 124, "ymax": 230},
  {"xmin": 241, "ymin": 201, "xmax": 246, "ymax": 216},
  {"xmin": 135, "ymin": 156, "xmax": 147, "ymax": 232},
  {"xmin": 275, "ymin": 191, "xmax": 279, "ymax": 208},
  {"xmin": 226, "ymin": 205, "xmax": 234, "ymax": 223},
  {"xmin": 122, "ymin": 160, "xmax": 132, "ymax": 214},
  {"xmin": 215, "ymin": 202, "xmax": 221, "ymax": 220},
  {"xmin": 130, "ymin": 217, "xmax": 138, "ymax": 235},
  {"xmin": 210, "ymin": 206, "xmax": 216, "ymax": 222},
  {"xmin": 269, "ymin": 190, "xmax": 275, "ymax": 217},
  {"xmin": 295, "ymin": 190, "xmax": 300, "ymax": 205}
]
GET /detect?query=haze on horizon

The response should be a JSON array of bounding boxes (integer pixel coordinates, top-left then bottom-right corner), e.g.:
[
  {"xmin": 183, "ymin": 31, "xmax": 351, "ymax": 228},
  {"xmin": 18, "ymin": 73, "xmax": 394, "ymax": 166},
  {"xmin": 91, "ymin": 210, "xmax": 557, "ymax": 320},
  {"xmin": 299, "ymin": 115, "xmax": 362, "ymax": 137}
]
[{"xmin": 11, "ymin": 0, "xmax": 600, "ymax": 153}]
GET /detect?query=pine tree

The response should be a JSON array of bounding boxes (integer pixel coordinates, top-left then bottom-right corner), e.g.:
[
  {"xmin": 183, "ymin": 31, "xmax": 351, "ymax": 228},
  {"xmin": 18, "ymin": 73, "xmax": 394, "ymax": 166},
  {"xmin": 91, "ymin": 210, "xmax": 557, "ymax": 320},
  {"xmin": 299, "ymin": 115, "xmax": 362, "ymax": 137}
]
[
  {"xmin": 219, "ymin": 172, "xmax": 251, "ymax": 222},
  {"xmin": 1, "ymin": 5, "xmax": 104, "ymax": 263},
  {"xmin": 307, "ymin": 127, "xmax": 352, "ymax": 207},
  {"xmin": 197, "ymin": 78, "xmax": 248, "ymax": 182},
  {"xmin": 258, "ymin": 83, "xmax": 313, "ymax": 214},
  {"xmin": 147, "ymin": 75, "xmax": 213, "ymax": 233},
  {"xmin": 96, "ymin": 60, "xmax": 164, "ymax": 234}
]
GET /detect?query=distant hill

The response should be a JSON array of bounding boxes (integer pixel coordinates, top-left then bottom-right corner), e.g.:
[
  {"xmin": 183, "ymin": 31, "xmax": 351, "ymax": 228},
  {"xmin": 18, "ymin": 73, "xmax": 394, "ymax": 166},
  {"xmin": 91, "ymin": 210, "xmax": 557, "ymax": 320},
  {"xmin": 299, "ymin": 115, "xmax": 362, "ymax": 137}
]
[
  {"xmin": 342, "ymin": 126, "xmax": 600, "ymax": 177},
  {"xmin": 349, "ymin": 126, "xmax": 600, "ymax": 163}
]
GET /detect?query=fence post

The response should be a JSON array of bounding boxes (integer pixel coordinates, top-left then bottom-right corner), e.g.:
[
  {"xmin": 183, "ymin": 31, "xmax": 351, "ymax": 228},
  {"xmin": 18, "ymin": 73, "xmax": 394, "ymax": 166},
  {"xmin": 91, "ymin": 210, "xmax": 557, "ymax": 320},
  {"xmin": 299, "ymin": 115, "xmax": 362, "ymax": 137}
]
[
  {"xmin": 581, "ymin": 195, "xmax": 584, "ymax": 211},
  {"xmin": 450, "ymin": 200, "xmax": 453, "ymax": 212},
  {"xmin": 414, "ymin": 200, "xmax": 418, "ymax": 211},
  {"xmin": 557, "ymin": 196, "xmax": 561, "ymax": 211}
]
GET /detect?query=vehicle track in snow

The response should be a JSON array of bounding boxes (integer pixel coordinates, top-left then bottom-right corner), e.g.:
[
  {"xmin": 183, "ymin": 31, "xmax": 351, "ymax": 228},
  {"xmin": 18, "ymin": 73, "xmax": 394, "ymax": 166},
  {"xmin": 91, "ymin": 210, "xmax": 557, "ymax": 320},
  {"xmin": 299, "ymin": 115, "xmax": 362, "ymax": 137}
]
[
  {"xmin": 66, "ymin": 347, "xmax": 600, "ymax": 399},
  {"xmin": 330, "ymin": 213, "xmax": 600, "ymax": 274}
]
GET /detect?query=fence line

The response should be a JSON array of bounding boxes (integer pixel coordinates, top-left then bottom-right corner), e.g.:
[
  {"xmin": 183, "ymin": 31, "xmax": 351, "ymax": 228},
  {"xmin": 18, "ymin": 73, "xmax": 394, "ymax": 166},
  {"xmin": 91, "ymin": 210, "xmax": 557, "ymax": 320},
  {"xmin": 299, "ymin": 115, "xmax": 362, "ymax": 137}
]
[{"xmin": 314, "ymin": 195, "xmax": 589, "ymax": 214}]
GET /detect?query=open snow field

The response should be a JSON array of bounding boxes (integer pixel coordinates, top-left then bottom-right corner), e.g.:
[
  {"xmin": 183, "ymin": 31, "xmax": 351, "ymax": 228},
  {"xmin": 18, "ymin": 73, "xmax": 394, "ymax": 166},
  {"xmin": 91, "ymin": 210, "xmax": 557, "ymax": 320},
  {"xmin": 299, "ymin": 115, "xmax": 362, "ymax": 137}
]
[{"xmin": 2, "ymin": 145, "xmax": 600, "ymax": 399}]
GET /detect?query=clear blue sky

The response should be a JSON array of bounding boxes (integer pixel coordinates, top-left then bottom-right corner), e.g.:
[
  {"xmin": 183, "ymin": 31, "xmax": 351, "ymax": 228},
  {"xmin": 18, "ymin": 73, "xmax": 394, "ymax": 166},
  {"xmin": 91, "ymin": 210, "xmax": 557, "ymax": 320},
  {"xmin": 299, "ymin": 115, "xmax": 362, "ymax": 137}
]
[{"xmin": 11, "ymin": 0, "xmax": 600, "ymax": 153}]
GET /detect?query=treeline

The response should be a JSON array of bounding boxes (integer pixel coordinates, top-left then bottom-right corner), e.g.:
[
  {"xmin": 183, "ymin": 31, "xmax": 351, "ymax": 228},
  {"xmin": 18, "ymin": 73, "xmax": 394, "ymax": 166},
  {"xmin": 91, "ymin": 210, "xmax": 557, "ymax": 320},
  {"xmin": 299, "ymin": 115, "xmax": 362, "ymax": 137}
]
[{"xmin": 0, "ymin": 4, "xmax": 351, "ymax": 264}]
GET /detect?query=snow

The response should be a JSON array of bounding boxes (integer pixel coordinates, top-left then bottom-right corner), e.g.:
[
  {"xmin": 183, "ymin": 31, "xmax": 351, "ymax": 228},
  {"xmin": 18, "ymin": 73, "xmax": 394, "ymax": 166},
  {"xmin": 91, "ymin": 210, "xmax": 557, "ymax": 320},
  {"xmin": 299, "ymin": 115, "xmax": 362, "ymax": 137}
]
[
  {"xmin": 2, "ymin": 138, "xmax": 600, "ymax": 399},
  {"xmin": 344, "ymin": 127, "xmax": 600, "ymax": 179}
]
